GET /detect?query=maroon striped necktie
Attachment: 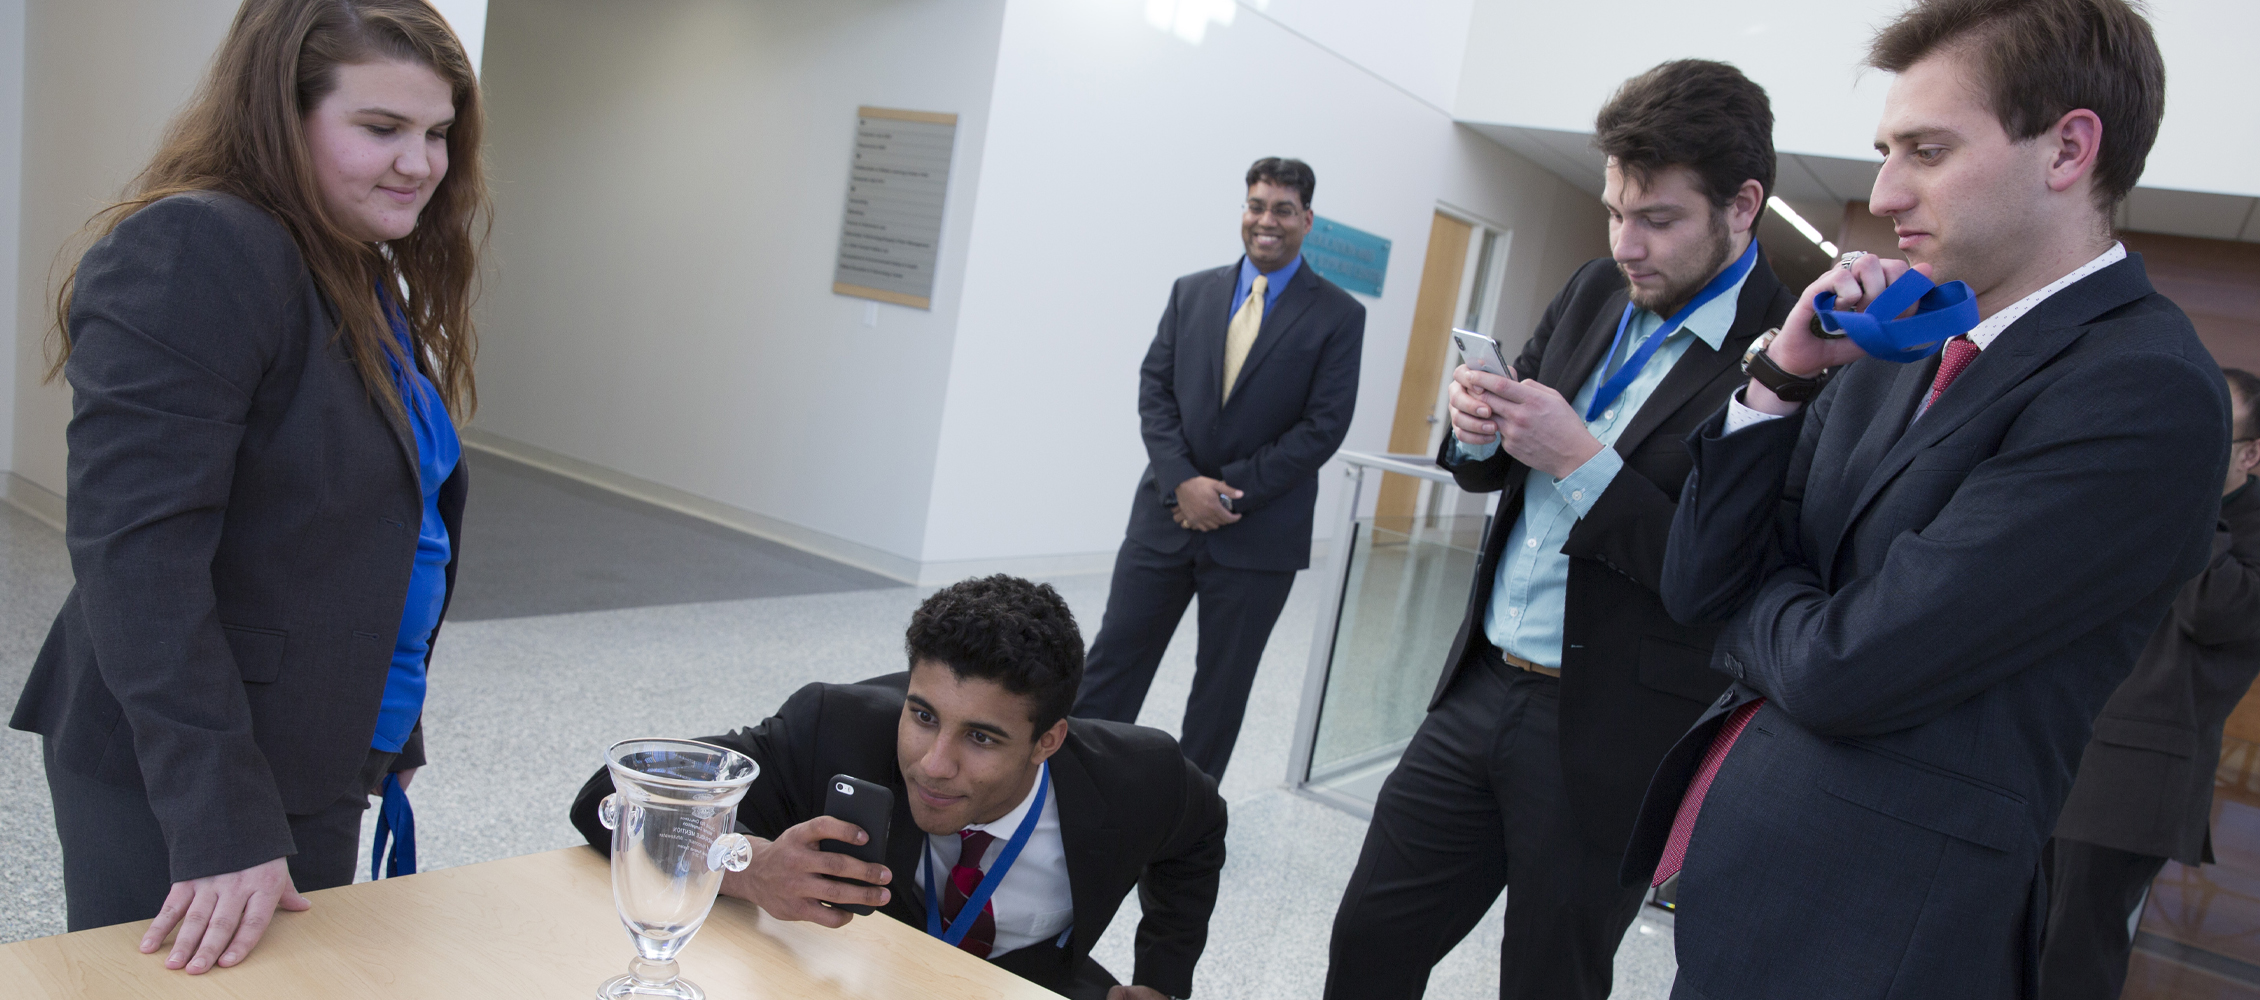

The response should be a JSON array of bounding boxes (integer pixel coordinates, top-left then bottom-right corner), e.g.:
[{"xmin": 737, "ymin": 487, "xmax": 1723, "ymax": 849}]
[{"xmin": 941, "ymin": 829, "xmax": 998, "ymax": 957}]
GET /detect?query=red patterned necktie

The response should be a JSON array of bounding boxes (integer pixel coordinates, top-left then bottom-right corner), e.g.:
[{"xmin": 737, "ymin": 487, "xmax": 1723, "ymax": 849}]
[
  {"xmin": 1923, "ymin": 336, "xmax": 1981, "ymax": 412},
  {"xmin": 1652, "ymin": 700, "xmax": 1761, "ymax": 887},
  {"xmin": 940, "ymin": 829, "xmax": 998, "ymax": 957}
]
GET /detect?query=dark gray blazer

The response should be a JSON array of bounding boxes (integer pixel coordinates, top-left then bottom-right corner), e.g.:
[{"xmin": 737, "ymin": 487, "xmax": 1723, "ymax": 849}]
[
  {"xmin": 568, "ymin": 674, "xmax": 1228, "ymax": 999},
  {"xmin": 11, "ymin": 191, "xmax": 466, "ymax": 884},
  {"xmin": 2055, "ymin": 477, "xmax": 2260, "ymax": 865},
  {"xmin": 1635, "ymin": 255, "xmax": 2229, "ymax": 1000},
  {"xmin": 1434, "ymin": 251, "xmax": 1792, "ymax": 855},
  {"xmin": 1124, "ymin": 260, "xmax": 1364, "ymax": 572}
]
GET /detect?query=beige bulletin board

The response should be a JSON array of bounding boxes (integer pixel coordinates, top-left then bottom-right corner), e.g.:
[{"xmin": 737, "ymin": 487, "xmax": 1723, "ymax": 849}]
[{"xmin": 831, "ymin": 106, "xmax": 958, "ymax": 310}]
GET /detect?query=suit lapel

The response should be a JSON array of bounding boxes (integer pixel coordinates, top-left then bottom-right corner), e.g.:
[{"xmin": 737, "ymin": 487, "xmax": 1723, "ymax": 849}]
[
  {"xmin": 1225, "ymin": 264, "xmax": 1322, "ymax": 405},
  {"xmin": 1190, "ymin": 265, "xmax": 1237, "ymax": 417},
  {"xmin": 1049, "ymin": 737, "xmax": 1117, "ymax": 958},
  {"xmin": 1815, "ymin": 360, "xmax": 1933, "ymax": 582},
  {"xmin": 1829, "ymin": 256, "xmax": 2154, "ymax": 558},
  {"xmin": 1542, "ymin": 288, "xmax": 1624, "ymax": 395}
]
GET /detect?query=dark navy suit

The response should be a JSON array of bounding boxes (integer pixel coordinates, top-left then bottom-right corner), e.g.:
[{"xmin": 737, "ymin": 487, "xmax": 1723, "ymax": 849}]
[
  {"xmin": 1075, "ymin": 258, "xmax": 1363, "ymax": 779},
  {"xmin": 1636, "ymin": 254, "xmax": 2230, "ymax": 999}
]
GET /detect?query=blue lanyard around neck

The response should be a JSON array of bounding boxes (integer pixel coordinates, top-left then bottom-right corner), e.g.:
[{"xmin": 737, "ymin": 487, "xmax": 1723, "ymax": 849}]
[
  {"xmin": 1584, "ymin": 240, "xmax": 1758, "ymax": 422},
  {"xmin": 924, "ymin": 761, "xmax": 1048, "ymax": 947}
]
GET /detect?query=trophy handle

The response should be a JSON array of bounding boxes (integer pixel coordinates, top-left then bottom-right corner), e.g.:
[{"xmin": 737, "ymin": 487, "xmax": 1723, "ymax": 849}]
[
  {"xmin": 597, "ymin": 793, "xmax": 620, "ymax": 830},
  {"xmin": 707, "ymin": 832, "xmax": 753, "ymax": 873}
]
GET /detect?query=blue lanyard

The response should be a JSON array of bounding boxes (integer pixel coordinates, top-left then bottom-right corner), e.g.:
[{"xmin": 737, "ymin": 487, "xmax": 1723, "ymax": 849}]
[
  {"xmin": 1583, "ymin": 240, "xmax": 1758, "ymax": 422},
  {"xmin": 924, "ymin": 761, "xmax": 1048, "ymax": 947},
  {"xmin": 1812, "ymin": 269, "xmax": 1979, "ymax": 364}
]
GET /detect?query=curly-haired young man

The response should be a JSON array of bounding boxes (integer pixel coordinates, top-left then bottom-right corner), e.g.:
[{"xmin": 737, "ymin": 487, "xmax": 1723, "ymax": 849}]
[{"xmin": 570, "ymin": 575, "xmax": 1226, "ymax": 1000}]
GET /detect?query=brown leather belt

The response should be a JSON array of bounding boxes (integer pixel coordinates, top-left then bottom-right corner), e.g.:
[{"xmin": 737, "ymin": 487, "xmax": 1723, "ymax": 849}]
[{"xmin": 1498, "ymin": 648, "xmax": 1561, "ymax": 679}]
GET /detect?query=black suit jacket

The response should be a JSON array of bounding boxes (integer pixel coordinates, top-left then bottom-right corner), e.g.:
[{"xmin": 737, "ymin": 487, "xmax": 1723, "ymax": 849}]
[
  {"xmin": 2055, "ymin": 477, "xmax": 2260, "ymax": 865},
  {"xmin": 568, "ymin": 674, "xmax": 1228, "ymax": 998},
  {"xmin": 10, "ymin": 191, "xmax": 465, "ymax": 883},
  {"xmin": 1433, "ymin": 251, "xmax": 1793, "ymax": 853},
  {"xmin": 1125, "ymin": 260, "xmax": 1364, "ymax": 571},
  {"xmin": 1639, "ymin": 254, "xmax": 2229, "ymax": 1000}
]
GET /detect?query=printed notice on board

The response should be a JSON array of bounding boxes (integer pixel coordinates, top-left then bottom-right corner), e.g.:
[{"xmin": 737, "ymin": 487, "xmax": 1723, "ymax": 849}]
[{"xmin": 832, "ymin": 107, "xmax": 958, "ymax": 310}]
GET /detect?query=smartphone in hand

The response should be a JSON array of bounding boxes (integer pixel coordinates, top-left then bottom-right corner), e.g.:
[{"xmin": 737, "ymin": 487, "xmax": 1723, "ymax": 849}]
[
  {"xmin": 1452, "ymin": 328, "xmax": 1513, "ymax": 379},
  {"xmin": 817, "ymin": 774, "xmax": 893, "ymax": 915}
]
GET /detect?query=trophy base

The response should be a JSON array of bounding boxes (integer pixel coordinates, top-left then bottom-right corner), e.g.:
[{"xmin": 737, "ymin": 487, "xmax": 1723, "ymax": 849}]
[{"xmin": 596, "ymin": 973, "xmax": 705, "ymax": 1000}]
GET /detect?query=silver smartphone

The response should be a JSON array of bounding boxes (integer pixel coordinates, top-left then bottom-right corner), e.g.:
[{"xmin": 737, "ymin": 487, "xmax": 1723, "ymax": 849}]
[{"xmin": 1452, "ymin": 328, "xmax": 1512, "ymax": 379}]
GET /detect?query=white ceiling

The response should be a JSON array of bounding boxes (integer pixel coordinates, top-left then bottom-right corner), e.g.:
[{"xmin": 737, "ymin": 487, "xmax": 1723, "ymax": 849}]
[{"xmin": 1465, "ymin": 122, "xmax": 2260, "ymax": 245}]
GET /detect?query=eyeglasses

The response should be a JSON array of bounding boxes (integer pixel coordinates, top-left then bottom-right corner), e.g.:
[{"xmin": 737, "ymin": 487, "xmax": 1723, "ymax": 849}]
[{"xmin": 1244, "ymin": 201, "xmax": 1305, "ymax": 222}]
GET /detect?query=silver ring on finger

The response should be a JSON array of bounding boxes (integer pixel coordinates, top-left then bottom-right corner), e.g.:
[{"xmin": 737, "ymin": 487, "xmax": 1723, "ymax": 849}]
[{"xmin": 1836, "ymin": 251, "xmax": 1868, "ymax": 270}]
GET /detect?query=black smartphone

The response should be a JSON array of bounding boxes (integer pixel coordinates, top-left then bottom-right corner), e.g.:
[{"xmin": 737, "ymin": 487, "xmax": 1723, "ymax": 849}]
[{"xmin": 817, "ymin": 773, "xmax": 893, "ymax": 915}]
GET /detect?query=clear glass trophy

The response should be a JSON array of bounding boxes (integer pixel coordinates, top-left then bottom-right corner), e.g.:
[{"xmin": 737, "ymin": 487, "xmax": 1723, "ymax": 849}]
[{"xmin": 594, "ymin": 738, "xmax": 760, "ymax": 1000}]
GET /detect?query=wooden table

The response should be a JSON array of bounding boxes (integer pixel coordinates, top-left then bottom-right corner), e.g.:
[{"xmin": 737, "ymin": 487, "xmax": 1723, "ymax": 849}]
[{"xmin": 0, "ymin": 848, "xmax": 1067, "ymax": 998}]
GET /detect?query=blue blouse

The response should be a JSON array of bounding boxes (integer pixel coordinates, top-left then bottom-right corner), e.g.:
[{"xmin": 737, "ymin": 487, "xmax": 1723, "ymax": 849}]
[{"xmin": 373, "ymin": 300, "xmax": 460, "ymax": 753}]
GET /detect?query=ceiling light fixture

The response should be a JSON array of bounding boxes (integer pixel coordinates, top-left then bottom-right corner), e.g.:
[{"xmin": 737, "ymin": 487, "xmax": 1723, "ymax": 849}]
[{"xmin": 1767, "ymin": 196, "xmax": 1839, "ymax": 258}]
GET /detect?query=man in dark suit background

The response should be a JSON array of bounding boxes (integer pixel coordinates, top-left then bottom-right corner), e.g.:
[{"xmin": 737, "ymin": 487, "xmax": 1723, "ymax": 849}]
[
  {"xmin": 1073, "ymin": 157, "xmax": 1364, "ymax": 780},
  {"xmin": 1636, "ymin": 2, "xmax": 2231, "ymax": 996},
  {"xmin": 570, "ymin": 576, "xmax": 1225, "ymax": 1000},
  {"xmin": 1323, "ymin": 62, "xmax": 1793, "ymax": 1000},
  {"xmin": 2040, "ymin": 368, "xmax": 2260, "ymax": 999}
]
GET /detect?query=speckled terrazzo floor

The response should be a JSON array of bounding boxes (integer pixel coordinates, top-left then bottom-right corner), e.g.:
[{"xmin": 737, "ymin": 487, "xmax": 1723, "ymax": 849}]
[{"xmin": 0, "ymin": 492, "xmax": 1676, "ymax": 998}]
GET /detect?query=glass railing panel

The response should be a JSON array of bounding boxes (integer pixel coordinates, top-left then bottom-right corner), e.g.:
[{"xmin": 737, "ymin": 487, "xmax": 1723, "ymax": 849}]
[{"xmin": 1307, "ymin": 513, "xmax": 1486, "ymax": 786}]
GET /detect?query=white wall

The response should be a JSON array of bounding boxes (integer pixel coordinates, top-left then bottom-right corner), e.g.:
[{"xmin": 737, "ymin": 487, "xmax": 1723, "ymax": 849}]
[
  {"xmin": 1454, "ymin": 0, "xmax": 2260, "ymax": 199},
  {"xmin": 913, "ymin": 0, "xmax": 1604, "ymax": 571},
  {"xmin": 426, "ymin": 0, "xmax": 485, "ymax": 76},
  {"xmin": 469, "ymin": 0, "xmax": 1010, "ymax": 576},
  {"xmin": 10, "ymin": 0, "xmax": 240, "ymax": 504},
  {"xmin": 0, "ymin": 0, "xmax": 23, "ymax": 489}
]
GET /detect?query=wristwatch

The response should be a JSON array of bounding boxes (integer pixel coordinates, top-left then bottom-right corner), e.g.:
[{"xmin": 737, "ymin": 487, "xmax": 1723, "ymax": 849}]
[{"xmin": 1740, "ymin": 328, "xmax": 1831, "ymax": 403}]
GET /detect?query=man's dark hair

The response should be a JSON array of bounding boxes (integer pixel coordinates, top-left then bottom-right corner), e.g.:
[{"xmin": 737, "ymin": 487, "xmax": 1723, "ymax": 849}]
[
  {"xmin": 1593, "ymin": 60, "xmax": 1775, "ymax": 209},
  {"xmin": 1868, "ymin": 0, "xmax": 2164, "ymax": 213},
  {"xmin": 2225, "ymin": 368, "xmax": 2260, "ymax": 440},
  {"xmin": 905, "ymin": 575, "xmax": 1084, "ymax": 735},
  {"xmin": 1246, "ymin": 157, "xmax": 1316, "ymax": 210}
]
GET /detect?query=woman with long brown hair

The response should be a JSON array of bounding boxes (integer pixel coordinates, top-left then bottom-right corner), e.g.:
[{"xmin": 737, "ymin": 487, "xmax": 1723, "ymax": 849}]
[{"xmin": 12, "ymin": 0, "xmax": 485, "ymax": 973}]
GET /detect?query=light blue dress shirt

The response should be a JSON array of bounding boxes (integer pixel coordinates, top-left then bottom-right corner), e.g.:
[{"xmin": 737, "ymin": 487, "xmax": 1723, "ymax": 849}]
[
  {"xmin": 1455, "ymin": 268, "xmax": 1749, "ymax": 669},
  {"xmin": 1231, "ymin": 254, "xmax": 1301, "ymax": 322}
]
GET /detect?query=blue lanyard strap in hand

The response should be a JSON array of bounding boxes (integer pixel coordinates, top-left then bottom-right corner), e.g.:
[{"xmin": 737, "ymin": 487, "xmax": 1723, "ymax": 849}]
[
  {"xmin": 1812, "ymin": 269, "xmax": 1980, "ymax": 364},
  {"xmin": 370, "ymin": 771, "xmax": 416, "ymax": 880},
  {"xmin": 924, "ymin": 761, "xmax": 1048, "ymax": 948},
  {"xmin": 1585, "ymin": 240, "xmax": 1759, "ymax": 421}
]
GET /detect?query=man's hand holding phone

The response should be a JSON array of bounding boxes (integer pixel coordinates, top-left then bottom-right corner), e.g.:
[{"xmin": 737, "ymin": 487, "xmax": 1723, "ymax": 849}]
[
  {"xmin": 1449, "ymin": 365, "xmax": 1606, "ymax": 479},
  {"xmin": 1747, "ymin": 253, "xmax": 1932, "ymax": 415},
  {"xmin": 1173, "ymin": 476, "xmax": 1243, "ymax": 531},
  {"xmin": 720, "ymin": 816, "xmax": 891, "ymax": 928}
]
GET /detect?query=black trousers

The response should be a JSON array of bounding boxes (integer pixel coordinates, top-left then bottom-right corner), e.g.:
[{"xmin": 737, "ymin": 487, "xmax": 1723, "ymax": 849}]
[
  {"xmin": 1326, "ymin": 643, "xmax": 1648, "ymax": 1000},
  {"xmin": 44, "ymin": 737, "xmax": 394, "ymax": 931},
  {"xmin": 1074, "ymin": 534, "xmax": 1296, "ymax": 780},
  {"xmin": 2038, "ymin": 837, "xmax": 2169, "ymax": 1000}
]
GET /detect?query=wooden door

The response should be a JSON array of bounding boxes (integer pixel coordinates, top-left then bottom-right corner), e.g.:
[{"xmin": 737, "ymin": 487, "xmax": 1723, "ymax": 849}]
[{"xmin": 1377, "ymin": 212, "xmax": 1474, "ymax": 520}]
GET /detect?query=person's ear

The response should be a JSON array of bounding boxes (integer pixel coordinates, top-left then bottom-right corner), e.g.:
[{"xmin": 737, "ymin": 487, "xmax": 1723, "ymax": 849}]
[
  {"xmin": 2044, "ymin": 108, "xmax": 2104, "ymax": 196},
  {"xmin": 1030, "ymin": 718, "xmax": 1068, "ymax": 764},
  {"xmin": 1730, "ymin": 179, "xmax": 1765, "ymax": 236}
]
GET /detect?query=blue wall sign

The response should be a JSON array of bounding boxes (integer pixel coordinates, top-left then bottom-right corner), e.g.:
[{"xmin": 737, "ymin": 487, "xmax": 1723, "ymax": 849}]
[{"xmin": 1302, "ymin": 216, "xmax": 1391, "ymax": 298}]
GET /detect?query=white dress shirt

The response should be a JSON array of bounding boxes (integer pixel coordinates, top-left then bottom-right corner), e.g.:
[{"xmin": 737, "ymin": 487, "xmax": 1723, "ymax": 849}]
[
  {"xmin": 1724, "ymin": 242, "xmax": 2128, "ymax": 433},
  {"xmin": 922, "ymin": 764, "xmax": 1073, "ymax": 956}
]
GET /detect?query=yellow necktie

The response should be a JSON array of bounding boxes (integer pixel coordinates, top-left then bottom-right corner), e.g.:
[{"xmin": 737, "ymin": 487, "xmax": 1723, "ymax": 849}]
[{"xmin": 1222, "ymin": 274, "xmax": 1267, "ymax": 402}]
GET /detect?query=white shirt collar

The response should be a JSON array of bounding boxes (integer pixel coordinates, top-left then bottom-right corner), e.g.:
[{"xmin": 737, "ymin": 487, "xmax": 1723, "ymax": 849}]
[{"xmin": 1965, "ymin": 242, "xmax": 2126, "ymax": 351}]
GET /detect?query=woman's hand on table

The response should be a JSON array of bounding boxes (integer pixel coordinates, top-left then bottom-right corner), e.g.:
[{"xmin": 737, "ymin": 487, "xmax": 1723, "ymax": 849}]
[{"xmin": 139, "ymin": 856, "xmax": 309, "ymax": 973}]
